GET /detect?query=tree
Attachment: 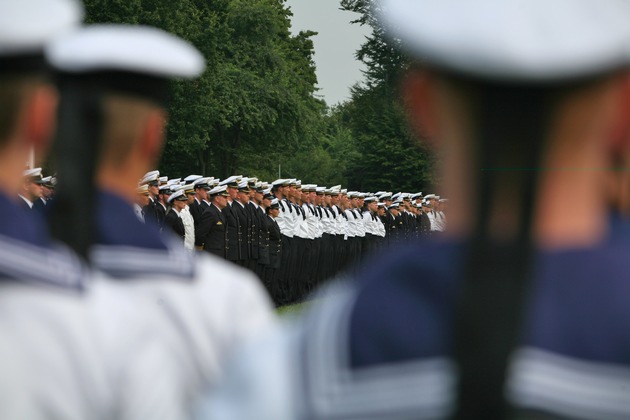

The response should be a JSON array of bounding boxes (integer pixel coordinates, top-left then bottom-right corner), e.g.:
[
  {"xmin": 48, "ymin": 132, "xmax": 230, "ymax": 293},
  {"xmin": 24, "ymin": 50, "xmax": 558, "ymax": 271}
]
[
  {"xmin": 83, "ymin": 0, "xmax": 323, "ymax": 179},
  {"xmin": 337, "ymin": 0, "xmax": 436, "ymax": 192}
]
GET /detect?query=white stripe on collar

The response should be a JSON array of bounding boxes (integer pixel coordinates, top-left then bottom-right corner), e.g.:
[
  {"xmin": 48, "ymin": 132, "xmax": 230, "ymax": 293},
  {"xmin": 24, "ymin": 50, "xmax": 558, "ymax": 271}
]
[
  {"xmin": 90, "ymin": 236, "xmax": 195, "ymax": 280},
  {"xmin": 0, "ymin": 234, "xmax": 85, "ymax": 291}
]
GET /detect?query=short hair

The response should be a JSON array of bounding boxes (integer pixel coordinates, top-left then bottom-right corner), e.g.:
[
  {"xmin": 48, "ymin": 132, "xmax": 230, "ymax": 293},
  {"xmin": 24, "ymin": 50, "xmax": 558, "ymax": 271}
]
[{"xmin": 0, "ymin": 75, "xmax": 46, "ymax": 145}]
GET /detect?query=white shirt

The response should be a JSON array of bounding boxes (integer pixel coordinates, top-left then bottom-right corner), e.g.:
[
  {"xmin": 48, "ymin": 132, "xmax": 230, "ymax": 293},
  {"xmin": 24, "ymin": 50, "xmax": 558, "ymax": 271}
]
[
  {"xmin": 18, "ymin": 195, "xmax": 33, "ymax": 208},
  {"xmin": 275, "ymin": 198, "xmax": 295, "ymax": 237},
  {"xmin": 133, "ymin": 203, "xmax": 144, "ymax": 222},
  {"xmin": 180, "ymin": 206, "xmax": 195, "ymax": 250}
]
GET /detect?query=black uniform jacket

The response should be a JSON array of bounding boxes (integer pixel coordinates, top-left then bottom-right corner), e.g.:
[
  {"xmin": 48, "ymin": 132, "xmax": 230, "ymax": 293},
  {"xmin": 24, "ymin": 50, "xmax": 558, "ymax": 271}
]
[{"xmin": 198, "ymin": 204, "xmax": 226, "ymax": 258}]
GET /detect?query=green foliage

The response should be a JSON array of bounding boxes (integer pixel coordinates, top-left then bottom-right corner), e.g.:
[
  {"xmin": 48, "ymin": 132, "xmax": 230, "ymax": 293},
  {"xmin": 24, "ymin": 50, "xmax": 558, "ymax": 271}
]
[
  {"xmin": 81, "ymin": 0, "xmax": 435, "ymax": 190},
  {"xmin": 82, "ymin": 0, "xmax": 322, "ymax": 178},
  {"xmin": 336, "ymin": 0, "xmax": 436, "ymax": 192}
]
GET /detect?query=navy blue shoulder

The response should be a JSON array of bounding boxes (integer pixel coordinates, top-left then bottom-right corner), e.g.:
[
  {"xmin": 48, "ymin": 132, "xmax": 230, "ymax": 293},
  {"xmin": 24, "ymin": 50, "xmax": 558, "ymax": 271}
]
[
  {"xmin": 93, "ymin": 189, "xmax": 195, "ymax": 280},
  {"xmin": 349, "ymin": 219, "xmax": 630, "ymax": 369},
  {"xmin": 524, "ymin": 231, "xmax": 630, "ymax": 364},
  {"xmin": 350, "ymin": 238, "xmax": 463, "ymax": 368},
  {"xmin": 96, "ymin": 189, "xmax": 167, "ymax": 251},
  {"xmin": 0, "ymin": 193, "xmax": 85, "ymax": 291}
]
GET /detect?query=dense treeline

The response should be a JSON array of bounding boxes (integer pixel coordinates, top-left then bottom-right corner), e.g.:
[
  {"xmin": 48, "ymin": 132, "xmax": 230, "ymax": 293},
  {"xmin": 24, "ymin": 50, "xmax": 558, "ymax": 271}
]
[{"xmin": 82, "ymin": 0, "xmax": 435, "ymax": 191}]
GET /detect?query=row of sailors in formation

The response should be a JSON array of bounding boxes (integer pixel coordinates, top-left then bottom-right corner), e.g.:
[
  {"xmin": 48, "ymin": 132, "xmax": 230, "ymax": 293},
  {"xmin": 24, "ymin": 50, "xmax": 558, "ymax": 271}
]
[{"xmin": 134, "ymin": 172, "xmax": 447, "ymax": 305}]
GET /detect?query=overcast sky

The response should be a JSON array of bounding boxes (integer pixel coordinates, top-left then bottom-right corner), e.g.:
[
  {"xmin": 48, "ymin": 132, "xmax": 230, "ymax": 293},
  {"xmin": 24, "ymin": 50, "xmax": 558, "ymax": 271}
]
[{"xmin": 285, "ymin": 0, "xmax": 370, "ymax": 106}]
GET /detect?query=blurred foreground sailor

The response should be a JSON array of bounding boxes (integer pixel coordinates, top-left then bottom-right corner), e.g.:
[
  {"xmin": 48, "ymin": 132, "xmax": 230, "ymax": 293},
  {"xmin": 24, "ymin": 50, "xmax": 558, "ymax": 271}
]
[
  {"xmin": 48, "ymin": 24, "xmax": 275, "ymax": 416},
  {"xmin": 198, "ymin": 0, "xmax": 630, "ymax": 419},
  {"xmin": 0, "ymin": 1, "xmax": 118, "ymax": 419}
]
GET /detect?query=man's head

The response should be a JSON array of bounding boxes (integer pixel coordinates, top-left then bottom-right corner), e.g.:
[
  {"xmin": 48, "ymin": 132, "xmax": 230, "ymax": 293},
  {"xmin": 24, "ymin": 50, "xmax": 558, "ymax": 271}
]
[
  {"xmin": 0, "ymin": 0, "xmax": 82, "ymax": 196},
  {"xmin": 46, "ymin": 25, "xmax": 205, "ymax": 203},
  {"xmin": 237, "ymin": 182, "xmax": 250, "ymax": 204},
  {"xmin": 209, "ymin": 185, "xmax": 229, "ymax": 210}
]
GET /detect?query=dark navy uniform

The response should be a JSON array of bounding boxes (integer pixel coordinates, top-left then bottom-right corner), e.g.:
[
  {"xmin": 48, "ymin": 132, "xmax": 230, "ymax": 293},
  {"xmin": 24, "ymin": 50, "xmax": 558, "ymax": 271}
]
[{"xmin": 198, "ymin": 204, "xmax": 227, "ymax": 258}]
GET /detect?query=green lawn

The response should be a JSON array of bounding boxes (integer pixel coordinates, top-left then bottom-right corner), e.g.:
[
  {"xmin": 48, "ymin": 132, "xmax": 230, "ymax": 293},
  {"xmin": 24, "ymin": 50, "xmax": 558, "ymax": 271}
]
[{"xmin": 276, "ymin": 302, "xmax": 308, "ymax": 317}]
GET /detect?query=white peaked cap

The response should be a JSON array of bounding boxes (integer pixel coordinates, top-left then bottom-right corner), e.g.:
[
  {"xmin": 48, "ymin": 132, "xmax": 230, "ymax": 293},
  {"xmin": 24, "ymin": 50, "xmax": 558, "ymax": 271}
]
[
  {"xmin": 167, "ymin": 189, "xmax": 185, "ymax": 203},
  {"xmin": 167, "ymin": 178, "xmax": 181, "ymax": 185},
  {"xmin": 0, "ymin": 0, "xmax": 83, "ymax": 55},
  {"xmin": 23, "ymin": 167, "xmax": 42, "ymax": 177},
  {"xmin": 424, "ymin": 194, "xmax": 436, "ymax": 200},
  {"xmin": 209, "ymin": 185, "xmax": 228, "ymax": 196},
  {"xmin": 184, "ymin": 175, "xmax": 202, "ymax": 182},
  {"xmin": 377, "ymin": 0, "xmax": 630, "ymax": 81},
  {"xmin": 193, "ymin": 177, "xmax": 211, "ymax": 187},
  {"xmin": 47, "ymin": 24, "xmax": 205, "ymax": 78}
]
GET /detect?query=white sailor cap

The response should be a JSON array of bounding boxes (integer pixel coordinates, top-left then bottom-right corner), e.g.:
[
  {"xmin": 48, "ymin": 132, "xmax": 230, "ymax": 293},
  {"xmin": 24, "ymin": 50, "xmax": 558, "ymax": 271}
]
[
  {"xmin": 389, "ymin": 202, "xmax": 400, "ymax": 209},
  {"xmin": 184, "ymin": 174, "xmax": 202, "ymax": 183},
  {"xmin": 364, "ymin": 196, "xmax": 378, "ymax": 203},
  {"xmin": 167, "ymin": 178, "xmax": 181, "ymax": 186},
  {"xmin": 262, "ymin": 187, "xmax": 272, "ymax": 196},
  {"xmin": 179, "ymin": 184, "xmax": 193, "ymax": 194},
  {"xmin": 270, "ymin": 198, "xmax": 280, "ymax": 209},
  {"xmin": 424, "ymin": 194, "xmax": 436, "ymax": 200},
  {"xmin": 237, "ymin": 180, "xmax": 251, "ymax": 191},
  {"xmin": 193, "ymin": 177, "xmax": 211, "ymax": 189},
  {"xmin": 0, "ymin": 0, "xmax": 83, "ymax": 58},
  {"xmin": 377, "ymin": 0, "xmax": 630, "ymax": 82},
  {"xmin": 271, "ymin": 179, "xmax": 289, "ymax": 187},
  {"xmin": 209, "ymin": 185, "xmax": 229, "ymax": 197},
  {"xmin": 46, "ymin": 24, "xmax": 205, "ymax": 104},
  {"xmin": 47, "ymin": 24, "xmax": 205, "ymax": 77},
  {"xmin": 23, "ymin": 167, "xmax": 42, "ymax": 179},
  {"xmin": 378, "ymin": 202, "xmax": 386, "ymax": 208},
  {"xmin": 158, "ymin": 176, "xmax": 168, "ymax": 184},
  {"xmin": 140, "ymin": 170, "xmax": 159, "ymax": 185},
  {"xmin": 159, "ymin": 184, "xmax": 173, "ymax": 194},
  {"xmin": 316, "ymin": 187, "xmax": 326, "ymax": 195},
  {"xmin": 220, "ymin": 175, "xmax": 241, "ymax": 187},
  {"xmin": 411, "ymin": 192, "xmax": 423, "ymax": 200},
  {"xmin": 137, "ymin": 184, "xmax": 149, "ymax": 195},
  {"xmin": 167, "ymin": 189, "xmax": 187, "ymax": 203}
]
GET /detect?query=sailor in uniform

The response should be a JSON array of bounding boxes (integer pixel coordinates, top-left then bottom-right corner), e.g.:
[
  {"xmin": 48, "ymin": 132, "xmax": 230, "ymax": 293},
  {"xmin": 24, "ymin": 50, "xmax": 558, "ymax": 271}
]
[
  {"xmin": 197, "ymin": 185, "xmax": 229, "ymax": 258},
  {"xmin": 163, "ymin": 189, "xmax": 187, "ymax": 242},
  {"xmin": 48, "ymin": 23, "xmax": 275, "ymax": 416},
  {"xmin": 0, "ymin": 1, "xmax": 182, "ymax": 418},
  {"xmin": 198, "ymin": 0, "xmax": 630, "ymax": 418}
]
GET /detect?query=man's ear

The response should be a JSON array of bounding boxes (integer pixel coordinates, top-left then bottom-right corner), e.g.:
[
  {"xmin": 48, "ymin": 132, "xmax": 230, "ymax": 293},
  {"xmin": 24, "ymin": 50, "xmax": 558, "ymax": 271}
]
[
  {"xmin": 24, "ymin": 85, "xmax": 58, "ymax": 156},
  {"xmin": 400, "ymin": 69, "xmax": 439, "ymax": 146},
  {"xmin": 140, "ymin": 108, "xmax": 166, "ymax": 164}
]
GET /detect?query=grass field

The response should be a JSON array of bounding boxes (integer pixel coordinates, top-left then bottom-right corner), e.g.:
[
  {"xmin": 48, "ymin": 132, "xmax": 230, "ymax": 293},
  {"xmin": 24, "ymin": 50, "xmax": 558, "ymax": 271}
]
[{"xmin": 276, "ymin": 302, "xmax": 308, "ymax": 317}]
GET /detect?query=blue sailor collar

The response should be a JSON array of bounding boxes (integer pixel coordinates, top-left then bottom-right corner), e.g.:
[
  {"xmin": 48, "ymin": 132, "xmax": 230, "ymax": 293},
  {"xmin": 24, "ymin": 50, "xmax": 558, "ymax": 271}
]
[
  {"xmin": 92, "ymin": 189, "xmax": 195, "ymax": 280},
  {"xmin": 0, "ymin": 193, "xmax": 86, "ymax": 291}
]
